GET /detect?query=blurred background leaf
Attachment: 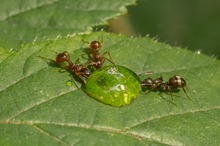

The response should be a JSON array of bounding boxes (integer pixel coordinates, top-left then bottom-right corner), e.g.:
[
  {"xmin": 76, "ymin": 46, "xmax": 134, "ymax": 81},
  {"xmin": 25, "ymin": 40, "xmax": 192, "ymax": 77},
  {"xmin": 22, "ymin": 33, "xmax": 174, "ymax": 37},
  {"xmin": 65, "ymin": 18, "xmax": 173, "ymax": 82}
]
[
  {"xmin": 109, "ymin": 0, "xmax": 220, "ymax": 59},
  {"xmin": 0, "ymin": 0, "xmax": 134, "ymax": 51}
]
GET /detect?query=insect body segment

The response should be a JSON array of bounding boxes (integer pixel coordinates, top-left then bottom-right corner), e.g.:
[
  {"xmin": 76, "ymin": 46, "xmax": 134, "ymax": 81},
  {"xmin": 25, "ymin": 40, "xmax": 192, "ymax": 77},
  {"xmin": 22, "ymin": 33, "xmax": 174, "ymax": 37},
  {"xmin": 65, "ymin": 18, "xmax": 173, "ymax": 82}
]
[
  {"xmin": 141, "ymin": 76, "xmax": 164, "ymax": 91},
  {"xmin": 56, "ymin": 52, "xmax": 92, "ymax": 82},
  {"xmin": 83, "ymin": 39, "xmax": 115, "ymax": 69},
  {"xmin": 141, "ymin": 75, "xmax": 189, "ymax": 98},
  {"xmin": 168, "ymin": 75, "xmax": 187, "ymax": 90},
  {"xmin": 39, "ymin": 51, "xmax": 92, "ymax": 84},
  {"xmin": 55, "ymin": 51, "xmax": 72, "ymax": 68}
]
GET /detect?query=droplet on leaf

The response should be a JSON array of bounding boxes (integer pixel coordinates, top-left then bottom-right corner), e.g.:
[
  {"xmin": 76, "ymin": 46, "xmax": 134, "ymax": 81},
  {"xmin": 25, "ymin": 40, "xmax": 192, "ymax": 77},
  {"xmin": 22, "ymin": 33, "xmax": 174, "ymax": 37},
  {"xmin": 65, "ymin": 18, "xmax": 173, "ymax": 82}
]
[
  {"xmin": 66, "ymin": 80, "xmax": 73, "ymax": 86},
  {"xmin": 82, "ymin": 65, "xmax": 142, "ymax": 107}
]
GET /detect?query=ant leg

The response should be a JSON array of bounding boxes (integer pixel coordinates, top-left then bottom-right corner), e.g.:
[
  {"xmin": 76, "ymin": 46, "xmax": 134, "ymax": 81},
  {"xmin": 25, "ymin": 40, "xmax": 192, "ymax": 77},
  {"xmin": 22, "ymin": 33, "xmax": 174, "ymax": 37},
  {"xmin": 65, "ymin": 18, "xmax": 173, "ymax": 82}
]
[
  {"xmin": 86, "ymin": 61, "xmax": 98, "ymax": 70},
  {"xmin": 99, "ymin": 34, "xmax": 104, "ymax": 51},
  {"xmin": 80, "ymin": 53, "xmax": 90, "ymax": 60},
  {"xmin": 81, "ymin": 38, "xmax": 90, "ymax": 44},
  {"xmin": 169, "ymin": 91, "xmax": 174, "ymax": 101},
  {"xmin": 105, "ymin": 57, "xmax": 115, "ymax": 65},
  {"xmin": 52, "ymin": 50, "xmax": 60, "ymax": 55},
  {"xmin": 38, "ymin": 55, "xmax": 72, "ymax": 75},
  {"xmin": 102, "ymin": 51, "xmax": 115, "ymax": 65},
  {"xmin": 75, "ymin": 58, "xmax": 80, "ymax": 64},
  {"xmin": 67, "ymin": 73, "xmax": 82, "ymax": 89},
  {"xmin": 74, "ymin": 71, "xmax": 87, "ymax": 84},
  {"xmin": 102, "ymin": 51, "xmax": 113, "ymax": 60},
  {"xmin": 100, "ymin": 33, "xmax": 103, "ymax": 44},
  {"xmin": 168, "ymin": 89, "xmax": 181, "ymax": 99},
  {"xmin": 181, "ymin": 87, "xmax": 190, "ymax": 99},
  {"xmin": 77, "ymin": 74, "xmax": 87, "ymax": 84},
  {"xmin": 37, "ymin": 55, "xmax": 68, "ymax": 68},
  {"xmin": 138, "ymin": 71, "xmax": 155, "ymax": 76},
  {"xmin": 159, "ymin": 92, "xmax": 177, "ymax": 106},
  {"xmin": 75, "ymin": 58, "xmax": 85, "ymax": 66},
  {"xmin": 37, "ymin": 55, "xmax": 56, "ymax": 63},
  {"xmin": 142, "ymin": 89, "xmax": 151, "ymax": 94},
  {"xmin": 72, "ymin": 80, "xmax": 80, "ymax": 89}
]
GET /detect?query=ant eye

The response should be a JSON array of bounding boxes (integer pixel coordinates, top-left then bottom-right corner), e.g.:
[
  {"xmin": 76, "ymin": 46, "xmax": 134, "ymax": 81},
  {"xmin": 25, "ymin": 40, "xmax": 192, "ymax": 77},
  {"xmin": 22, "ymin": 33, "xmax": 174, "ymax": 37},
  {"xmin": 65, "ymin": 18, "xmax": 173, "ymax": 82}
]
[{"xmin": 82, "ymin": 65, "xmax": 141, "ymax": 107}]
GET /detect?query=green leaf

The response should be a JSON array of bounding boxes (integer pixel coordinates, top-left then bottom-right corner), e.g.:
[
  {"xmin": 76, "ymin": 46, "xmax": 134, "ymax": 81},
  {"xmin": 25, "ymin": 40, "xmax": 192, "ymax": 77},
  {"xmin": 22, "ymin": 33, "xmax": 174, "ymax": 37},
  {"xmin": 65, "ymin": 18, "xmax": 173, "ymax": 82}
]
[
  {"xmin": 1, "ymin": 31, "xmax": 220, "ymax": 146},
  {"xmin": 0, "ymin": 0, "xmax": 134, "ymax": 50},
  {"xmin": 0, "ymin": 0, "xmax": 220, "ymax": 146}
]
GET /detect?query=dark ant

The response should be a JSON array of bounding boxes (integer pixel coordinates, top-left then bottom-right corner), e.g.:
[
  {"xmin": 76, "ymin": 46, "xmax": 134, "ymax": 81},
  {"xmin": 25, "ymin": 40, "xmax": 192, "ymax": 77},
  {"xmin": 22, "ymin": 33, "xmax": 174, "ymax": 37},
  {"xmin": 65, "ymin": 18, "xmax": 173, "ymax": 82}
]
[
  {"xmin": 141, "ymin": 75, "xmax": 189, "ymax": 98},
  {"xmin": 82, "ymin": 39, "xmax": 115, "ymax": 69},
  {"xmin": 141, "ymin": 76, "xmax": 164, "ymax": 91},
  {"xmin": 38, "ymin": 51, "xmax": 92, "ymax": 84}
]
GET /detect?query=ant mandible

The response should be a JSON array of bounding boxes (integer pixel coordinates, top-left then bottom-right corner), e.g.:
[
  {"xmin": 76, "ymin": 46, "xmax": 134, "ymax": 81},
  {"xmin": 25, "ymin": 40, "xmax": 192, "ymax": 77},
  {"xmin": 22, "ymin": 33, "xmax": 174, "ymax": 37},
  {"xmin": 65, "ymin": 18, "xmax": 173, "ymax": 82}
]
[
  {"xmin": 82, "ymin": 38, "xmax": 115, "ymax": 69},
  {"xmin": 141, "ymin": 75, "xmax": 189, "ymax": 98},
  {"xmin": 38, "ymin": 51, "xmax": 92, "ymax": 84}
]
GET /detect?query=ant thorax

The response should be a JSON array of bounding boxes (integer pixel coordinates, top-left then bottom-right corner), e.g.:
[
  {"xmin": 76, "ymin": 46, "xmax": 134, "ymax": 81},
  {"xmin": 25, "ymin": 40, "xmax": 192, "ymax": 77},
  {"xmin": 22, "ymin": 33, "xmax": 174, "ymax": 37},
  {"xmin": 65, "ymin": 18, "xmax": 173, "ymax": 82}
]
[{"xmin": 94, "ymin": 53, "xmax": 102, "ymax": 60}]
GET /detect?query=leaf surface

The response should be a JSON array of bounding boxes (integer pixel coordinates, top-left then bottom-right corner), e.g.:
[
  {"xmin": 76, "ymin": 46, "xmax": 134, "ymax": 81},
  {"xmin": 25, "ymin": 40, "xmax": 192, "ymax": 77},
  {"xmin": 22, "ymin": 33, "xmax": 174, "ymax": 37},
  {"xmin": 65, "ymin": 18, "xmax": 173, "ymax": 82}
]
[
  {"xmin": 0, "ymin": 0, "xmax": 220, "ymax": 146},
  {"xmin": 0, "ymin": 32, "xmax": 220, "ymax": 146},
  {"xmin": 0, "ymin": 0, "xmax": 134, "ymax": 50}
]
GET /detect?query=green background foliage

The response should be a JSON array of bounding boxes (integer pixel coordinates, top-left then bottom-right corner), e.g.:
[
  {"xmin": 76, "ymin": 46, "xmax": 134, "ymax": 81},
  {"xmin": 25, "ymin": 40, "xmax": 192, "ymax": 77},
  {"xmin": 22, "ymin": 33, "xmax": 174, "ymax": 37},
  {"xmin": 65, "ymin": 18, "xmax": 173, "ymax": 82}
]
[
  {"xmin": 0, "ymin": 0, "xmax": 220, "ymax": 146},
  {"xmin": 126, "ymin": 0, "xmax": 220, "ymax": 58}
]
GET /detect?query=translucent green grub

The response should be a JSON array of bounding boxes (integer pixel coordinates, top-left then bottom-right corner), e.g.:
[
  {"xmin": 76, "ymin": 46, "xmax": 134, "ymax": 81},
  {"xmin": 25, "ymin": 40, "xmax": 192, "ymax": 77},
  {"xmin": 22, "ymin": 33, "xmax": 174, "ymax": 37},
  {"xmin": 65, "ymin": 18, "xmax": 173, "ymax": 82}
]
[{"xmin": 82, "ymin": 65, "xmax": 142, "ymax": 107}]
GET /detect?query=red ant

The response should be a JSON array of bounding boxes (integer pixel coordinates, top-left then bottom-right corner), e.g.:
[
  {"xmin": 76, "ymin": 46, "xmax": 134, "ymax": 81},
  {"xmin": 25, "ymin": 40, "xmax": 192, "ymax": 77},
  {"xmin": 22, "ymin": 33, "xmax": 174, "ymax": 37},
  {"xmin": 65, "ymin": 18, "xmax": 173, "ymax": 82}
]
[
  {"xmin": 82, "ymin": 39, "xmax": 115, "ymax": 69},
  {"xmin": 38, "ymin": 51, "xmax": 92, "ymax": 84},
  {"xmin": 141, "ymin": 75, "xmax": 189, "ymax": 98}
]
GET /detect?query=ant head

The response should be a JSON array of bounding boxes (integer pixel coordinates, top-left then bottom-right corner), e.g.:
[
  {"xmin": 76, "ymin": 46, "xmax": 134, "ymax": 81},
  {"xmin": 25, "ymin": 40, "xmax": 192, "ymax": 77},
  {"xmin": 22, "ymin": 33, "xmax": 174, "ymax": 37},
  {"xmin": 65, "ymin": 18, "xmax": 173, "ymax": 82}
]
[
  {"xmin": 90, "ymin": 40, "xmax": 102, "ymax": 50},
  {"xmin": 81, "ymin": 68, "xmax": 92, "ymax": 79},
  {"xmin": 169, "ymin": 74, "xmax": 186, "ymax": 88},
  {"xmin": 56, "ymin": 51, "xmax": 70, "ymax": 64}
]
